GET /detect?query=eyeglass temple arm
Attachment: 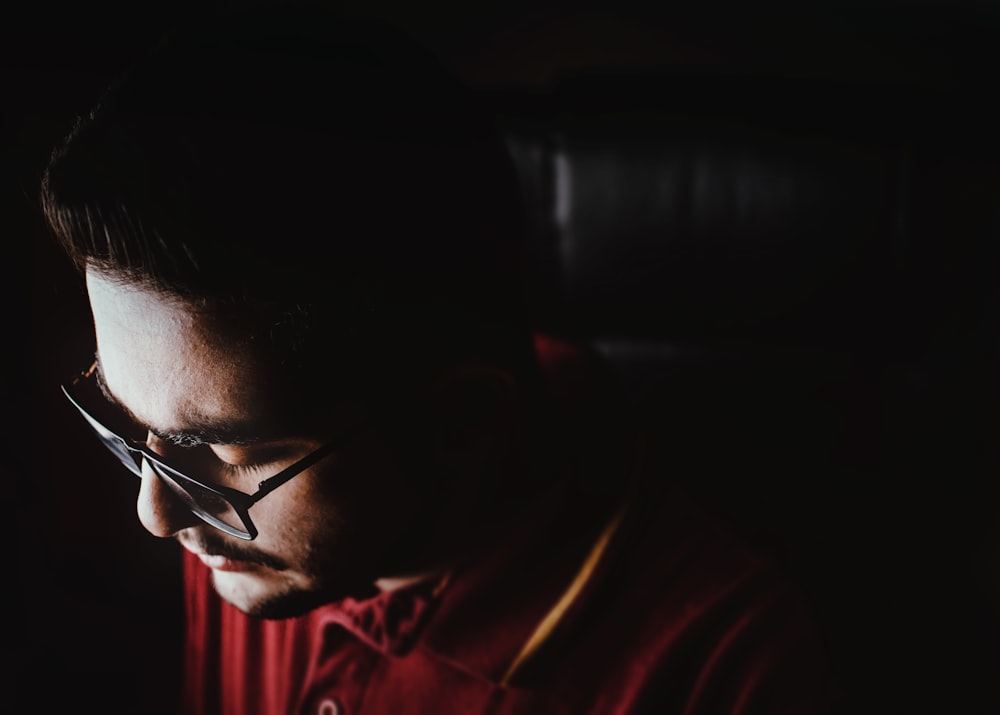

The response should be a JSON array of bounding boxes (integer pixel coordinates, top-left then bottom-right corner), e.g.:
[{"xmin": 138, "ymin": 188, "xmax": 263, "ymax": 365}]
[
  {"xmin": 249, "ymin": 439, "xmax": 343, "ymax": 504},
  {"xmin": 71, "ymin": 359, "xmax": 100, "ymax": 388}
]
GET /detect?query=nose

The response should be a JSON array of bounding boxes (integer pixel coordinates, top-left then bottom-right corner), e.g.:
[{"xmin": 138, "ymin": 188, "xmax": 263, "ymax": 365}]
[{"xmin": 136, "ymin": 435, "xmax": 201, "ymax": 537}]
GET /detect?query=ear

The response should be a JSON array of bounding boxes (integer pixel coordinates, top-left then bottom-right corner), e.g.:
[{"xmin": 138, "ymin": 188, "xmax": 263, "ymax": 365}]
[{"xmin": 427, "ymin": 365, "xmax": 517, "ymax": 468}]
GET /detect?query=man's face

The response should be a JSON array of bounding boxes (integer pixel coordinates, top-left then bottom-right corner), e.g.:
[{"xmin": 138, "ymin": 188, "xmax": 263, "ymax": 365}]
[{"xmin": 85, "ymin": 270, "xmax": 425, "ymax": 618}]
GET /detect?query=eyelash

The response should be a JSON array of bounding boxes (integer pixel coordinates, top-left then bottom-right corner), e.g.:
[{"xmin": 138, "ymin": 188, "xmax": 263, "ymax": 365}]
[{"xmin": 218, "ymin": 459, "xmax": 269, "ymax": 477}]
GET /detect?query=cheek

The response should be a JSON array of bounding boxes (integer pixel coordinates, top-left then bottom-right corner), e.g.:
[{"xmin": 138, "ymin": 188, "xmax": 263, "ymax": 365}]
[
  {"xmin": 249, "ymin": 438, "xmax": 426, "ymax": 572},
  {"xmin": 248, "ymin": 447, "xmax": 380, "ymax": 549},
  {"xmin": 256, "ymin": 475, "xmax": 347, "ymax": 547},
  {"xmin": 312, "ymin": 437, "xmax": 426, "ymax": 550}
]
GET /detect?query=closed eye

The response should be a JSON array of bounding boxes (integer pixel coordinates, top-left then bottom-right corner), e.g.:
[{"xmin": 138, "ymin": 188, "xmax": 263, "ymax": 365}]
[
  {"xmin": 218, "ymin": 460, "xmax": 271, "ymax": 478},
  {"xmin": 209, "ymin": 442, "xmax": 300, "ymax": 477}
]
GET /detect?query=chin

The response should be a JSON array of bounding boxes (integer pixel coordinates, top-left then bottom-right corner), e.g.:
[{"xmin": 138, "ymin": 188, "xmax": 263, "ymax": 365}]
[{"xmin": 211, "ymin": 569, "xmax": 373, "ymax": 620}]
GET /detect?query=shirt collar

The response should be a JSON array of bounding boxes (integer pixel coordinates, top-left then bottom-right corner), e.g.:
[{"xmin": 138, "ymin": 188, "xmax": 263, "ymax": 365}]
[{"xmin": 317, "ymin": 570, "xmax": 452, "ymax": 656}]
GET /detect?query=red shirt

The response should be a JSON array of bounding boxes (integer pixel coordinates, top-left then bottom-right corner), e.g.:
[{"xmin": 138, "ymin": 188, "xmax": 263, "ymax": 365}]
[
  {"xmin": 181, "ymin": 480, "xmax": 836, "ymax": 714},
  {"xmin": 181, "ymin": 338, "xmax": 837, "ymax": 714}
]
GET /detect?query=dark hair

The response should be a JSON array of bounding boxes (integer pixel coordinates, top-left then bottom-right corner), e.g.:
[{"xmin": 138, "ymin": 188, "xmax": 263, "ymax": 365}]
[{"xmin": 41, "ymin": 6, "xmax": 535, "ymax": 401}]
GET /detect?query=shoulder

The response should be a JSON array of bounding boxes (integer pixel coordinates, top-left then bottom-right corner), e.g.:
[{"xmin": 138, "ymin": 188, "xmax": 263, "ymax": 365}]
[
  {"xmin": 501, "ymin": 334, "xmax": 842, "ymax": 713},
  {"xmin": 413, "ymin": 459, "xmax": 839, "ymax": 714},
  {"xmin": 510, "ymin": 479, "xmax": 839, "ymax": 713}
]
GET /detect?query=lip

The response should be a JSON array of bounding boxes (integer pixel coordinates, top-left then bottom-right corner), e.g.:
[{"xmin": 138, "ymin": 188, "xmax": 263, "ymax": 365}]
[{"xmin": 193, "ymin": 551, "xmax": 258, "ymax": 573}]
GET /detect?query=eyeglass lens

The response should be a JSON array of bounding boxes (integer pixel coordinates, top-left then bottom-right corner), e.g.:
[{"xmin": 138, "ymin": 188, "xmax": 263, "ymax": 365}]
[
  {"xmin": 86, "ymin": 417, "xmax": 251, "ymax": 537},
  {"xmin": 149, "ymin": 462, "xmax": 249, "ymax": 535}
]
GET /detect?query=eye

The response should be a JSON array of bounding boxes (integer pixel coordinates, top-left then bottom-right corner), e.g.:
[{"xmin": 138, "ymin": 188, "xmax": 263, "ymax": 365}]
[
  {"xmin": 210, "ymin": 444, "xmax": 293, "ymax": 477},
  {"xmin": 218, "ymin": 460, "xmax": 269, "ymax": 477},
  {"xmin": 209, "ymin": 441, "xmax": 307, "ymax": 479}
]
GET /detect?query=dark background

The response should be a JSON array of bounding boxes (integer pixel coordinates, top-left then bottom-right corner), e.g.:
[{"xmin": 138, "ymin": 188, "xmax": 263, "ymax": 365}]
[{"xmin": 4, "ymin": 1, "xmax": 1000, "ymax": 713}]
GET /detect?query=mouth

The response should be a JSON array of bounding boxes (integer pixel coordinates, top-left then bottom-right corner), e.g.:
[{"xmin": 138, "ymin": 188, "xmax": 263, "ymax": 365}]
[
  {"xmin": 194, "ymin": 551, "xmax": 260, "ymax": 572},
  {"xmin": 179, "ymin": 533, "xmax": 287, "ymax": 573}
]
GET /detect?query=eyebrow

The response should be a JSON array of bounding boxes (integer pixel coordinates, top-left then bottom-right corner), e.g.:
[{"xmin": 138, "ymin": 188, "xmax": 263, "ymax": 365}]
[{"xmin": 92, "ymin": 355, "xmax": 277, "ymax": 447}]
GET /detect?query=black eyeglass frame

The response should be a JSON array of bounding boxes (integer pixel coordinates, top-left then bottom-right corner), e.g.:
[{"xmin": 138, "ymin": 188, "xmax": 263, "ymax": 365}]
[{"xmin": 61, "ymin": 362, "xmax": 348, "ymax": 540}]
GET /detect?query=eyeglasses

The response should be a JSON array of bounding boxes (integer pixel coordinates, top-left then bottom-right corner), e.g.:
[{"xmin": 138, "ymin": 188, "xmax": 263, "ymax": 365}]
[{"xmin": 61, "ymin": 361, "xmax": 349, "ymax": 540}]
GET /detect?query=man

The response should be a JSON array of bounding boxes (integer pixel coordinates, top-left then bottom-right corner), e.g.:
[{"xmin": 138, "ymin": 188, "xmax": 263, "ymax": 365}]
[{"xmin": 40, "ymin": 6, "xmax": 837, "ymax": 714}]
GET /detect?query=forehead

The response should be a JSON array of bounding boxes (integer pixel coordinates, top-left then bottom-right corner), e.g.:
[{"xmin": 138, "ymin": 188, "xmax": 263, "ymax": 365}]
[{"xmin": 85, "ymin": 270, "xmax": 280, "ymax": 438}]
